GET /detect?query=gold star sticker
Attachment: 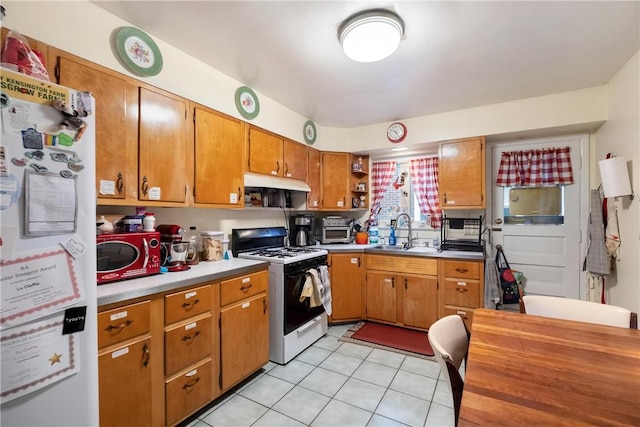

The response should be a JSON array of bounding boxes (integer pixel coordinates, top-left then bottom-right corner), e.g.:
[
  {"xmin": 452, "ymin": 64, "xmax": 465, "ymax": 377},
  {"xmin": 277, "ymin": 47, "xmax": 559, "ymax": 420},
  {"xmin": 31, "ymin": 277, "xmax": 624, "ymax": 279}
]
[{"xmin": 48, "ymin": 353, "xmax": 62, "ymax": 365}]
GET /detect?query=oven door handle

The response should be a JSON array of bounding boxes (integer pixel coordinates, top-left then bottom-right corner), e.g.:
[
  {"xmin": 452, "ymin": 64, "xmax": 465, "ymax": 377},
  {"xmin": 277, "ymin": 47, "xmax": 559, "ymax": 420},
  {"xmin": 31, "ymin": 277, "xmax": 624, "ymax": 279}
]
[{"xmin": 286, "ymin": 265, "xmax": 327, "ymax": 280}]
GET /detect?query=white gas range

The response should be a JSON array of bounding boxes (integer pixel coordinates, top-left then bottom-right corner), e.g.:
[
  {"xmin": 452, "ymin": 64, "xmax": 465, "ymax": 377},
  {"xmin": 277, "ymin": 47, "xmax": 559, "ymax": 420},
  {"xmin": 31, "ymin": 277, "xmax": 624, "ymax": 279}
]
[{"xmin": 231, "ymin": 227, "xmax": 329, "ymax": 364}]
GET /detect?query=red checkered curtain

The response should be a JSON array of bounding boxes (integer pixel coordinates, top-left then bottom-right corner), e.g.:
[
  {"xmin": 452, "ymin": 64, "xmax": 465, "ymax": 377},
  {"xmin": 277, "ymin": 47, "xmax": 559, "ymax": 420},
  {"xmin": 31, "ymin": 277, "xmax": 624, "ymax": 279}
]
[
  {"xmin": 496, "ymin": 146, "xmax": 574, "ymax": 186},
  {"xmin": 370, "ymin": 161, "xmax": 396, "ymax": 223},
  {"xmin": 410, "ymin": 157, "xmax": 442, "ymax": 228}
]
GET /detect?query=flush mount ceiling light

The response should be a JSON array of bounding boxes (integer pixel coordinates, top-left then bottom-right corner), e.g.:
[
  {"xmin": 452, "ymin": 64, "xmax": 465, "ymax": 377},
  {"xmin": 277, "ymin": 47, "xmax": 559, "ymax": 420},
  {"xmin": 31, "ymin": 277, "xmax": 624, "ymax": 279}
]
[{"xmin": 339, "ymin": 9, "xmax": 404, "ymax": 63}]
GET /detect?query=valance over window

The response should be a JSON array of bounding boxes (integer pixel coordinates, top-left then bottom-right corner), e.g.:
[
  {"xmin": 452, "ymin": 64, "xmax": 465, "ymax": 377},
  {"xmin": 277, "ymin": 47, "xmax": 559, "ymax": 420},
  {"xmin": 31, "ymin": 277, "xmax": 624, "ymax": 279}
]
[{"xmin": 496, "ymin": 146, "xmax": 574, "ymax": 187}]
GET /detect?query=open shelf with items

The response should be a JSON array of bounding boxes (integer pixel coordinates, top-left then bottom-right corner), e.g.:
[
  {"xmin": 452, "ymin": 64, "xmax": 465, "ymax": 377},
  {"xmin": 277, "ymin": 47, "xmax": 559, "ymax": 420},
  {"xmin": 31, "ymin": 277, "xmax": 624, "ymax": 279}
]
[{"xmin": 350, "ymin": 154, "xmax": 369, "ymax": 210}]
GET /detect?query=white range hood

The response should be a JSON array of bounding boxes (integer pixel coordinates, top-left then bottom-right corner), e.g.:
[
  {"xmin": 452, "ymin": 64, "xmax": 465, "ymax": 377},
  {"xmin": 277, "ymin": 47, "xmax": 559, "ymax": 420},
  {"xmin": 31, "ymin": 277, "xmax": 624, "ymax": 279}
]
[{"xmin": 244, "ymin": 173, "xmax": 311, "ymax": 192}]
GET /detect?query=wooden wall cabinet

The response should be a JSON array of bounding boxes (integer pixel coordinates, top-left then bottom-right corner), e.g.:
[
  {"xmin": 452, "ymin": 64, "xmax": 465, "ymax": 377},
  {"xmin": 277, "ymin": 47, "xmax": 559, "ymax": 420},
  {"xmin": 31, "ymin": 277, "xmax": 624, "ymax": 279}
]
[
  {"xmin": 439, "ymin": 136, "xmax": 486, "ymax": 209},
  {"xmin": 138, "ymin": 86, "xmax": 190, "ymax": 204},
  {"xmin": 246, "ymin": 126, "xmax": 308, "ymax": 181},
  {"xmin": 307, "ymin": 147, "xmax": 321, "ymax": 209},
  {"xmin": 365, "ymin": 255, "xmax": 438, "ymax": 330},
  {"xmin": 329, "ymin": 253, "xmax": 364, "ymax": 322},
  {"xmin": 55, "ymin": 52, "xmax": 138, "ymax": 204},
  {"xmin": 193, "ymin": 105, "xmax": 245, "ymax": 207},
  {"xmin": 219, "ymin": 270, "xmax": 269, "ymax": 392},
  {"xmin": 439, "ymin": 259, "xmax": 485, "ymax": 329},
  {"xmin": 55, "ymin": 51, "xmax": 191, "ymax": 206},
  {"xmin": 98, "ymin": 300, "xmax": 153, "ymax": 427},
  {"xmin": 320, "ymin": 152, "xmax": 350, "ymax": 210}
]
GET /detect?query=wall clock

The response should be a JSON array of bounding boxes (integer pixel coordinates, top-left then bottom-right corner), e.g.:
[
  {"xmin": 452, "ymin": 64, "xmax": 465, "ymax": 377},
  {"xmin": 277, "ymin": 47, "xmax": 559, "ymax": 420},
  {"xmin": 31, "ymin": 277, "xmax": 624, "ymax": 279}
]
[
  {"xmin": 303, "ymin": 120, "xmax": 317, "ymax": 145},
  {"xmin": 234, "ymin": 86, "xmax": 260, "ymax": 120},
  {"xmin": 387, "ymin": 122, "xmax": 407, "ymax": 143},
  {"xmin": 115, "ymin": 27, "xmax": 163, "ymax": 77}
]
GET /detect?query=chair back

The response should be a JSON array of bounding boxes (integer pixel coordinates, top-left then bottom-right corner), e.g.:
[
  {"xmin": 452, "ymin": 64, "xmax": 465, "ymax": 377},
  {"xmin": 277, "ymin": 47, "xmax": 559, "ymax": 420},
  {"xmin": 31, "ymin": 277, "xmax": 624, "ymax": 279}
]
[
  {"xmin": 428, "ymin": 315, "xmax": 469, "ymax": 426},
  {"xmin": 523, "ymin": 295, "xmax": 636, "ymax": 328}
]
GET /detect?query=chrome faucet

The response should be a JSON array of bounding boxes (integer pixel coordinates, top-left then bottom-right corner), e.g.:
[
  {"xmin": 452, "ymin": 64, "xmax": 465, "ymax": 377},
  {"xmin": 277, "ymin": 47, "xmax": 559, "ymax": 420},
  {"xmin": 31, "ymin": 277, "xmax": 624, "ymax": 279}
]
[{"xmin": 396, "ymin": 213, "xmax": 414, "ymax": 249}]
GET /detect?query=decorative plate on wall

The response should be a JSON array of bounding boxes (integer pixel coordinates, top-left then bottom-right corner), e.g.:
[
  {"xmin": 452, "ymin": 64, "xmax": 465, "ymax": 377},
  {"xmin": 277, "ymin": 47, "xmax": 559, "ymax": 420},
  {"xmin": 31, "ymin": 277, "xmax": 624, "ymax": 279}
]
[
  {"xmin": 303, "ymin": 120, "xmax": 317, "ymax": 145},
  {"xmin": 115, "ymin": 27, "xmax": 163, "ymax": 77},
  {"xmin": 235, "ymin": 86, "xmax": 260, "ymax": 120}
]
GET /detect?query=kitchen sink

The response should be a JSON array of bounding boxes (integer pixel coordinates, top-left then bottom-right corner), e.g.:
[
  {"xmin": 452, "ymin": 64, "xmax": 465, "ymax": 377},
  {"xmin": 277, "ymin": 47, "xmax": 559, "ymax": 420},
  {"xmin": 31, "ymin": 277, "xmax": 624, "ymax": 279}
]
[
  {"xmin": 371, "ymin": 245, "xmax": 409, "ymax": 251},
  {"xmin": 406, "ymin": 246, "xmax": 439, "ymax": 254}
]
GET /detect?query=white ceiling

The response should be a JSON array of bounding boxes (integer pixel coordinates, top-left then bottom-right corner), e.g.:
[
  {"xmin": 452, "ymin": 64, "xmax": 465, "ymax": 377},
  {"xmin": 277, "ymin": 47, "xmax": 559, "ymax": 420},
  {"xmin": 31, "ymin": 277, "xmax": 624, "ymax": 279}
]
[{"xmin": 92, "ymin": 1, "xmax": 639, "ymax": 129}]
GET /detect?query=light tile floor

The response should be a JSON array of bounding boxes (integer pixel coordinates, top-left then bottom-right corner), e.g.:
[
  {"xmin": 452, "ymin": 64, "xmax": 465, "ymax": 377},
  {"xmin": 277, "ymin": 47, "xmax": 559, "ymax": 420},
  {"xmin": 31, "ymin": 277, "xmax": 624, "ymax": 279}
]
[{"xmin": 181, "ymin": 323, "xmax": 461, "ymax": 427}]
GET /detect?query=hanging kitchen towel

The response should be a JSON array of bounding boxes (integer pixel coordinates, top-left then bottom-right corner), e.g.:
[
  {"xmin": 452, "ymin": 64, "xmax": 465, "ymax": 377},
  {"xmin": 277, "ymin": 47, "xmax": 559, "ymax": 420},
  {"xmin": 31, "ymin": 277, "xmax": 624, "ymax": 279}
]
[
  {"xmin": 604, "ymin": 192, "xmax": 621, "ymax": 259},
  {"xmin": 318, "ymin": 265, "xmax": 332, "ymax": 316},
  {"xmin": 585, "ymin": 189, "xmax": 610, "ymax": 276},
  {"xmin": 484, "ymin": 256, "xmax": 502, "ymax": 309},
  {"xmin": 299, "ymin": 268, "xmax": 323, "ymax": 308}
]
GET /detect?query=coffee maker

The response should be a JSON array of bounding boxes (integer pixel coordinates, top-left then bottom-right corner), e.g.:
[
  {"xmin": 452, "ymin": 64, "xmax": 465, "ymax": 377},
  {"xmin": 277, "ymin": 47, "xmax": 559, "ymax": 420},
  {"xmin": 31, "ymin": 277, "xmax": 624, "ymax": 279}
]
[
  {"xmin": 290, "ymin": 215, "xmax": 315, "ymax": 246},
  {"xmin": 155, "ymin": 224, "xmax": 189, "ymax": 271}
]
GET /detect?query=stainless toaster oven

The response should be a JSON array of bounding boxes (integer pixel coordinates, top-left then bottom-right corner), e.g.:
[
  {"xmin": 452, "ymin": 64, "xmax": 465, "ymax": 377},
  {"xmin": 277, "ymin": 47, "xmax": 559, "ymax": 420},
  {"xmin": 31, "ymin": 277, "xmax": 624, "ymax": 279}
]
[{"xmin": 321, "ymin": 216, "xmax": 353, "ymax": 244}]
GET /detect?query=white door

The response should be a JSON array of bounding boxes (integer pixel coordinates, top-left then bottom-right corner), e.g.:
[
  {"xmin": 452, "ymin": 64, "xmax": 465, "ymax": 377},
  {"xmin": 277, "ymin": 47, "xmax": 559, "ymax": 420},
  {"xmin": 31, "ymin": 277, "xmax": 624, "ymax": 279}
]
[{"xmin": 488, "ymin": 134, "xmax": 590, "ymax": 299}]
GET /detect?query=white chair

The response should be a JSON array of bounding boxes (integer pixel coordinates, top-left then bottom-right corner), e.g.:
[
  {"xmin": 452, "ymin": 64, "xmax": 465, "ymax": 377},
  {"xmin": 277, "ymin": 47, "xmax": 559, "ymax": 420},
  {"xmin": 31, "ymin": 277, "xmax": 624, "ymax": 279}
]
[
  {"xmin": 428, "ymin": 315, "xmax": 470, "ymax": 426},
  {"xmin": 522, "ymin": 295, "xmax": 637, "ymax": 329}
]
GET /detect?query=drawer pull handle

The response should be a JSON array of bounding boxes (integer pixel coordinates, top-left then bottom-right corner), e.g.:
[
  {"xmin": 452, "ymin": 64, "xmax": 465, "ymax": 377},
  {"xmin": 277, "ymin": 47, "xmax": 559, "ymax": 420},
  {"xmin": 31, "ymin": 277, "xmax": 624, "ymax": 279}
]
[
  {"xmin": 182, "ymin": 377, "xmax": 201, "ymax": 390},
  {"xmin": 181, "ymin": 331, "xmax": 201, "ymax": 342},
  {"xmin": 105, "ymin": 319, "xmax": 133, "ymax": 332},
  {"xmin": 457, "ymin": 288, "xmax": 469, "ymax": 293},
  {"xmin": 240, "ymin": 284, "xmax": 253, "ymax": 293},
  {"xmin": 181, "ymin": 299, "xmax": 200, "ymax": 309},
  {"xmin": 142, "ymin": 343, "xmax": 150, "ymax": 368},
  {"xmin": 456, "ymin": 268, "xmax": 469, "ymax": 273},
  {"xmin": 263, "ymin": 299, "xmax": 268, "ymax": 314}
]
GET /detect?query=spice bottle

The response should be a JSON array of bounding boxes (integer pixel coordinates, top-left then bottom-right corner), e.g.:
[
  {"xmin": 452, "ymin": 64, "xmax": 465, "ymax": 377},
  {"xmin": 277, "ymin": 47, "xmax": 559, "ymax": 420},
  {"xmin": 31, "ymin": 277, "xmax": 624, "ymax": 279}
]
[{"xmin": 142, "ymin": 212, "xmax": 156, "ymax": 231}]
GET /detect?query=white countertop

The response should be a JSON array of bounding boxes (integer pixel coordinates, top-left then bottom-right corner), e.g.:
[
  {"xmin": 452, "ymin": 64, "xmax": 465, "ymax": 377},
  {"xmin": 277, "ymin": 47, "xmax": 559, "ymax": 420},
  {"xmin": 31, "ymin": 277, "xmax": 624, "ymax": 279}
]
[{"xmin": 97, "ymin": 258, "xmax": 268, "ymax": 307}]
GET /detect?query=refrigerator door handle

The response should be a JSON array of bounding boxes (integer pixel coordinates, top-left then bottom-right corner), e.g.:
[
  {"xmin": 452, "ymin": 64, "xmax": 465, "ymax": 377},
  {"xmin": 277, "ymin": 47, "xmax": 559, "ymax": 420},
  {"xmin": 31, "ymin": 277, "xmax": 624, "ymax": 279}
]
[{"xmin": 142, "ymin": 237, "xmax": 149, "ymax": 269}]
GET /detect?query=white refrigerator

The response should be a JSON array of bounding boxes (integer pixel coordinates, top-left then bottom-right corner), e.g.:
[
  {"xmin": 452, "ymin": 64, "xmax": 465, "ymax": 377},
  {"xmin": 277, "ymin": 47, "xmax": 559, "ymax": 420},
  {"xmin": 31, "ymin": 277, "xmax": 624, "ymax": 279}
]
[{"xmin": 0, "ymin": 67, "xmax": 98, "ymax": 426}]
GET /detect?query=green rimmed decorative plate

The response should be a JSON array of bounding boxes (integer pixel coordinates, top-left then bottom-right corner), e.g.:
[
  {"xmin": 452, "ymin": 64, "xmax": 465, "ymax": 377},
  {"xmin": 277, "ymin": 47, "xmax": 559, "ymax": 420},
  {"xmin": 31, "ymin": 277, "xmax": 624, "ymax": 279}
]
[
  {"xmin": 235, "ymin": 86, "xmax": 260, "ymax": 120},
  {"xmin": 303, "ymin": 120, "xmax": 317, "ymax": 145},
  {"xmin": 115, "ymin": 27, "xmax": 163, "ymax": 77}
]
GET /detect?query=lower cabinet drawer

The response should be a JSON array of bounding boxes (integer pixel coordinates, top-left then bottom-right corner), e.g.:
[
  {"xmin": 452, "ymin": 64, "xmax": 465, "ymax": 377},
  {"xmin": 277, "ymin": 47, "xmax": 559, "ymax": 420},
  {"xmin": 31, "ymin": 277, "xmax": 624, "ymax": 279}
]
[
  {"xmin": 165, "ymin": 358, "xmax": 212, "ymax": 426},
  {"xmin": 98, "ymin": 300, "xmax": 151, "ymax": 349},
  {"xmin": 444, "ymin": 278, "xmax": 481, "ymax": 308},
  {"xmin": 444, "ymin": 306, "xmax": 474, "ymax": 330},
  {"xmin": 220, "ymin": 270, "xmax": 268, "ymax": 306},
  {"xmin": 165, "ymin": 284, "xmax": 212, "ymax": 325},
  {"xmin": 164, "ymin": 314, "xmax": 212, "ymax": 376}
]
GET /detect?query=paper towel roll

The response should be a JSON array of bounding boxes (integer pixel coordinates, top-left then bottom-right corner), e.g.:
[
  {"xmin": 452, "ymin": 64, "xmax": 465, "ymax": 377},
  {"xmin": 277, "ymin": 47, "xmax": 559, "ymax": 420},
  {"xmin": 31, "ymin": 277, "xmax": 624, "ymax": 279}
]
[{"xmin": 598, "ymin": 157, "xmax": 631, "ymax": 198}]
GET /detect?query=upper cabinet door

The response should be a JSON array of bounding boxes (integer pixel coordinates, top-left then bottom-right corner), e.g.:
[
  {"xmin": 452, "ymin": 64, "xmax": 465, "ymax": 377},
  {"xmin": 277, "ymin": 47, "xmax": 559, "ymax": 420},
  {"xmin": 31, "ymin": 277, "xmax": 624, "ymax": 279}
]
[
  {"xmin": 321, "ymin": 152, "xmax": 350, "ymax": 210},
  {"xmin": 247, "ymin": 127, "xmax": 283, "ymax": 177},
  {"xmin": 56, "ymin": 54, "xmax": 138, "ymax": 204},
  {"xmin": 138, "ymin": 87, "xmax": 189, "ymax": 204},
  {"xmin": 307, "ymin": 148, "xmax": 321, "ymax": 209},
  {"xmin": 193, "ymin": 106, "xmax": 244, "ymax": 207},
  {"xmin": 283, "ymin": 139, "xmax": 308, "ymax": 181},
  {"xmin": 439, "ymin": 137, "xmax": 486, "ymax": 209}
]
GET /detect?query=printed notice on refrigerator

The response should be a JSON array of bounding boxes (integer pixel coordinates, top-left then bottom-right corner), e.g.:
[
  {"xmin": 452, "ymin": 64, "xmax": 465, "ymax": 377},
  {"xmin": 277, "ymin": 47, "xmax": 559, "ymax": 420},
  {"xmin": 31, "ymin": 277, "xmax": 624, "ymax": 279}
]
[
  {"xmin": 25, "ymin": 170, "xmax": 78, "ymax": 235},
  {"xmin": 0, "ymin": 247, "xmax": 83, "ymax": 329},
  {"xmin": 1, "ymin": 314, "xmax": 79, "ymax": 403}
]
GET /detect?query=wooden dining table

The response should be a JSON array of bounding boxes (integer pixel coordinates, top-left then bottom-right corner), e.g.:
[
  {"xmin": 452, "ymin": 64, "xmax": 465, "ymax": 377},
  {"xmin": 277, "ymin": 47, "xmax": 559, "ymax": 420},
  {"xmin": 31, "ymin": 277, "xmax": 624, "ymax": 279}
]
[{"xmin": 458, "ymin": 309, "xmax": 640, "ymax": 426}]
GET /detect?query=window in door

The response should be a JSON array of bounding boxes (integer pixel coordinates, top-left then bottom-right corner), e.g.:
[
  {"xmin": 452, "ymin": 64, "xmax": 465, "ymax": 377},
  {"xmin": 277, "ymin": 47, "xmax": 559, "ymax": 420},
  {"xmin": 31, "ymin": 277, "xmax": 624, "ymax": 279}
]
[{"xmin": 503, "ymin": 186, "xmax": 565, "ymax": 225}]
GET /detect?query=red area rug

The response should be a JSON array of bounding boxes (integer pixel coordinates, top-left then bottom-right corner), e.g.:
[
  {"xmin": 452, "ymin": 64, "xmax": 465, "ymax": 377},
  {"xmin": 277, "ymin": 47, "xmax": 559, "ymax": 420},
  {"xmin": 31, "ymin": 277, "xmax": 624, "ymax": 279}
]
[{"xmin": 339, "ymin": 322, "xmax": 434, "ymax": 359}]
